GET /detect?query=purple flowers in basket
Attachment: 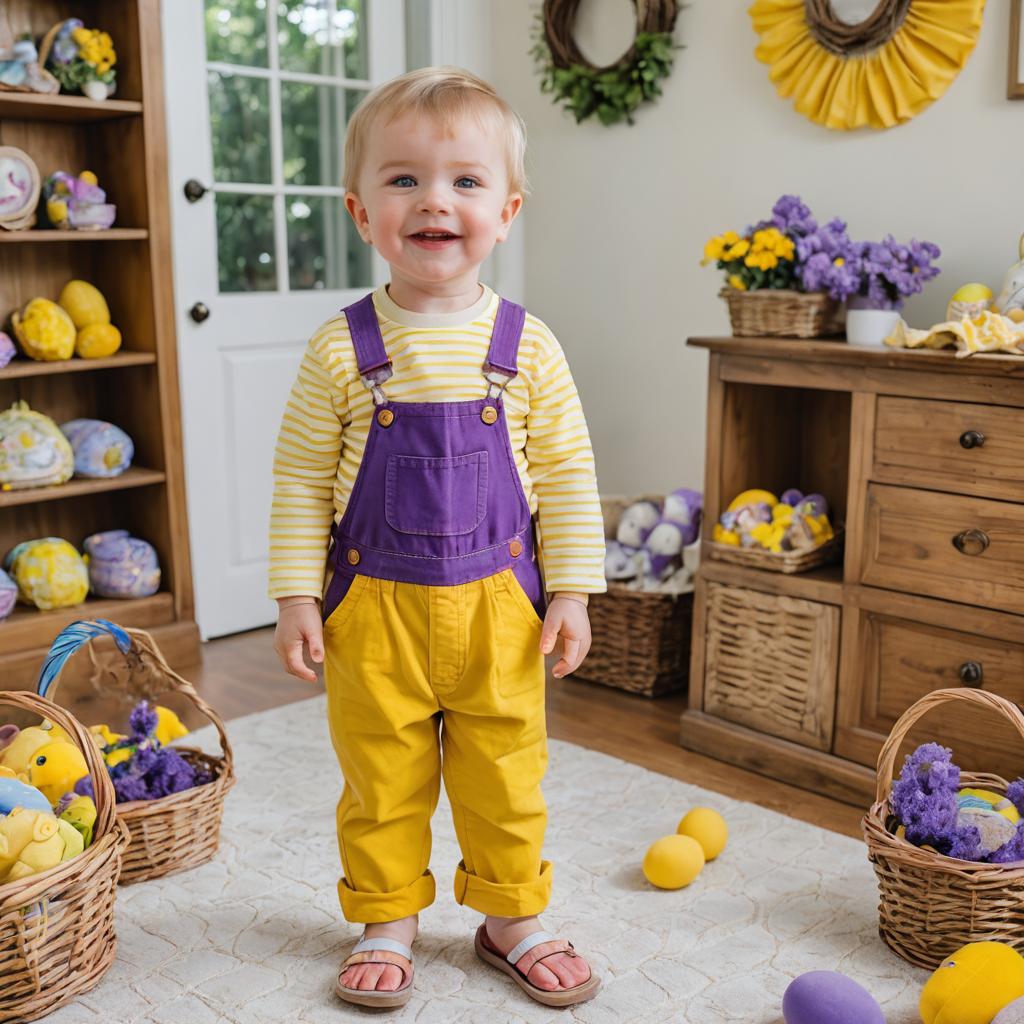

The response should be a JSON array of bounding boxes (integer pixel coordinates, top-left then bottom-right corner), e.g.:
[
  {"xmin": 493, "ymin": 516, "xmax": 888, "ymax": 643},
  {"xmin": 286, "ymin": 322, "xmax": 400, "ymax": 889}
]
[
  {"xmin": 891, "ymin": 743, "xmax": 1024, "ymax": 864},
  {"xmin": 75, "ymin": 699, "xmax": 211, "ymax": 803}
]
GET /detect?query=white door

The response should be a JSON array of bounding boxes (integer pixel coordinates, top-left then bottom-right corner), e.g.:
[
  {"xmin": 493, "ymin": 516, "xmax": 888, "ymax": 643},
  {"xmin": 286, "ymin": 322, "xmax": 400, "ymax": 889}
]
[{"xmin": 163, "ymin": 0, "xmax": 404, "ymax": 638}]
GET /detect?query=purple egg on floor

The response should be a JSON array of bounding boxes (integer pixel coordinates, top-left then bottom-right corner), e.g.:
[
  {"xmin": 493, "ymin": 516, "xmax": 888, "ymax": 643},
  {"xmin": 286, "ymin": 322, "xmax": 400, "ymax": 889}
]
[{"xmin": 782, "ymin": 971, "xmax": 885, "ymax": 1024}]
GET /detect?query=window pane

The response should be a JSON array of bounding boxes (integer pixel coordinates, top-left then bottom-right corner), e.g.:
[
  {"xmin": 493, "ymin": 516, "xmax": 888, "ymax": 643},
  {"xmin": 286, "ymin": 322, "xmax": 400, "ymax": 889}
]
[
  {"xmin": 205, "ymin": 0, "xmax": 268, "ymax": 67},
  {"xmin": 287, "ymin": 196, "xmax": 370, "ymax": 290},
  {"xmin": 277, "ymin": 0, "xmax": 367, "ymax": 78},
  {"xmin": 281, "ymin": 82, "xmax": 343, "ymax": 187},
  {"xmin": 208, "ymin": 71, "xmax": 272, "ymax": 184},
  {"xmin": 217, "ymin": 194, "xmax": 277, "ymax": 292}
]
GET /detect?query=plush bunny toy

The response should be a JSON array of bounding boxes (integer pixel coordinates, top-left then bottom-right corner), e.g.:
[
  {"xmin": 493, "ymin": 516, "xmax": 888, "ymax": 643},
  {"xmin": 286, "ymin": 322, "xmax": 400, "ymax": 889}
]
[
  {"xmin": 616, "ymin": 500, "xmax": 660, "ymax": 548},
  {"xmin": 995, "ymin": 233, "xmax": 1024, "ymax": 321}
]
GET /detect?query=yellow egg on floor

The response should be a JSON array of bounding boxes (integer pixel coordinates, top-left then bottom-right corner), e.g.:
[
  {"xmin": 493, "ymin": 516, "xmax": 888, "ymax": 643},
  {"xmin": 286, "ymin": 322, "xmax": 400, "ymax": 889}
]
[
  {"xmin": 642, "ymin": 834, "xmax": 705, "ymax": 889},
  {"xmin": 677, "ymin": 807, "xmax": 728, "ymax": 860}
]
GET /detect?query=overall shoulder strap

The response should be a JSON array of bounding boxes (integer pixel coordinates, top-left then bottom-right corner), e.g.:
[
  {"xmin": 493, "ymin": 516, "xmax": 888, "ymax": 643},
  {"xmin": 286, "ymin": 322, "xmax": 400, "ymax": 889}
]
[
  {"xmin": 484, "ymin": 298, "xmax": 527, "ymax": 379},
  {"xmin": 342, "ymin": 293, "xmax": 392, "ymax": 380}
]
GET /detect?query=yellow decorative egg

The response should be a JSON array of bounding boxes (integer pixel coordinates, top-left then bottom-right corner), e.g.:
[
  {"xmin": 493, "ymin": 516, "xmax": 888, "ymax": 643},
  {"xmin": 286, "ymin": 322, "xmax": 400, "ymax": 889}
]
[
  {"xmin": 951, "ymin": 283, "xmax": 994, "ymax": 304},
  {"xmin": 642, "ymin": 834, "xmax": 705, "ymax": 889},
  {"xmin": 58, "ymin": 280, "xmax": 111, "ymax": 329},
  {"xmin": 5, "ymin": 538, "xmax": 89, "ymax": 611},
  {"xmin": 677, "ymin": 807, "xmax": 729, "ymax": 861},
  {"xmin": 75, "ymin": 323, "xmax": 121, "ymax": 359},
  {"xmin": 11, "ymin": 298, "xmax": 76, "ymax": 361}
]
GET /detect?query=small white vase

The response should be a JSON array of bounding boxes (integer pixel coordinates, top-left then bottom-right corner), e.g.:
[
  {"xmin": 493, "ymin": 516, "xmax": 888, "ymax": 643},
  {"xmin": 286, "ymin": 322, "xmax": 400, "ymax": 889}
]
[
  {"xmin": 845, "ymin": 307, "xmax": 901, "ymax": 347},
  {"xmin": 82, "ymin": 81, "xmax": 109, "ymax": 101}
]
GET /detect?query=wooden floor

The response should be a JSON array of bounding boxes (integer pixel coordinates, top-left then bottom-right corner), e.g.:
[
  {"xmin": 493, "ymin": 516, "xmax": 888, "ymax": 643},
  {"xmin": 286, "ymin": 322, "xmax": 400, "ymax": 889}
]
[{"xmin": 55, "ymin": 626, "xmax": 865, "ymax": 840}]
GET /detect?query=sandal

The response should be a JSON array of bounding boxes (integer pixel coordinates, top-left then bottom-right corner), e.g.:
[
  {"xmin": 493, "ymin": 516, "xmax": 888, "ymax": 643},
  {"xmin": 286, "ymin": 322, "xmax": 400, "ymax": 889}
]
[
  {"xmin": 335, "ymin": 933, "xmax": 414, "ymax": 1009},
  {"xmin": 474, "ymin": 924, "xmax": 600, "ymax": 1008}
]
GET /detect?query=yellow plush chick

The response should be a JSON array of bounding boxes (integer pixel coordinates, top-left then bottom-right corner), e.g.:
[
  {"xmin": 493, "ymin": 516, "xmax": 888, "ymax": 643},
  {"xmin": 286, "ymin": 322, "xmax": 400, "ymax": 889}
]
[
  {"xmin": 712, "ymin": 523, "xmax": 740, "ymax": 546},
  {"xmin": 89, "ymin": 723, "xmax": 126, "ymax": 748},
  {"xmin": 0, "ymin": 807, "xmax": 82, "ymax": 882},
  {"xmin": 0, "ymin": 724, "xmax": 72, "ymax": 775},
  {"xmin": 154, "ymin": 705, "xmax": 189, "ymax": 746},
  {"xmin": 920, "ymin": 942, "xmax": 1024, "ymax": 1024},
  {"xmin": 23, "ymin": 740, "xmax": 89, "ymax": 805}
]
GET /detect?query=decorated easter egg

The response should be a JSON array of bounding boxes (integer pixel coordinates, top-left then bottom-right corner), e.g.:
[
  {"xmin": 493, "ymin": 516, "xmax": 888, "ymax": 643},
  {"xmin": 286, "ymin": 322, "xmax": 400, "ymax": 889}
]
[
  {"xmin": 0, "ymin": 776, "xmax": 53, "ymax": 815},
  {"xmin": 0, "ymin": 401, "xmax": 74, "ymax": 490},
  {"xmin": 75, "ymin": 322, "xmax": 121, "ymax": 358},
  {"xmin": 58, "ymin": 279, "xmax": 110, "ymax": 329},
  {"xmin": 60, "ymin": 418, "xmax": 133, "ymax": 478},
  {"xmin": 4, "ymin": 537, "xmax": 88, "ymax": 610},
  {"xmin": 0, "ymin": 567, "xmax": 16, "ymax": 619},
  {"xmin": 642, "ymin": 834, "xmax": 704, "ymax": 889},
  {"xmin": 11, "ymin": 298, "xmax": 76, "ymax": 361},
  {"xmin": 920, "ymin": 942, "xmax": 1024, "ymax": 1024},
  {"xmin": 782, "ymin": 972, "xmax": 884, "ymax": 1024},
  {"xmin": 677, "ymin": 807, "xmax": 728, "ymax": 860},
  {"xmin": 83, "ymin": 530, "xmax": 160, "ymax": 598}
]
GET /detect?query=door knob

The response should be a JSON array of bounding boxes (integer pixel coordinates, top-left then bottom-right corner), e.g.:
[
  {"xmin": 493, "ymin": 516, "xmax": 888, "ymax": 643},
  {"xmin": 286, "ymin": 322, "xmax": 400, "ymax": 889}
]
[
  {"xmin": 189, "ymin": 302, "xmax": 210, "ymax": 324},
  {"xmin": 952, "ymin": 529, "xmax": 989, "ymax": 556},
  {"xmin": 183, "ymin": 178, "xmax": 209, "ymax": 203},
  {"xmin": 959, "ymin": 660, "xmax": 983, "ymax": 686}
]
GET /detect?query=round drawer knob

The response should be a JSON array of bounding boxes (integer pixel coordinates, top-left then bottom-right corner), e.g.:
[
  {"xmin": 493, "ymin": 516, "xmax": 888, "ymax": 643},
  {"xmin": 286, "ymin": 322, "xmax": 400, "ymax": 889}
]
[
  {"xmin": 377, "ymin": 409, "xmax": 394, "ymax": 428},
  {"xmin": 346, "ymin": 548, "xmax": 361, "ymax": 566},
  {"xmin": 952, "ymin": 529, "xmax": 990, "ymax": 556},
  {"xmin": 509, "ymin": 539, "xmax": 523, "ymax": 557},
  {"xmin": 481, "ymin": 406, "xmax": 498, "ymax": 425},
  {"xmin": 959, "ymin": 660, "xmax": 984, "ymax": 686},
  {"xmin": 959, "ymin": 430, "xmax": 986, "ymax": 449}
]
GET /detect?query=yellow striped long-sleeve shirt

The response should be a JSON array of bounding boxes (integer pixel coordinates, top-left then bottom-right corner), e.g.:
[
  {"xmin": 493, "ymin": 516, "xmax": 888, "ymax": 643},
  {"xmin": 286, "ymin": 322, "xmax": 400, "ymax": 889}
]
[{"xmin": 268, "ymin": 283, "xmax": 607, "ymax": 600}]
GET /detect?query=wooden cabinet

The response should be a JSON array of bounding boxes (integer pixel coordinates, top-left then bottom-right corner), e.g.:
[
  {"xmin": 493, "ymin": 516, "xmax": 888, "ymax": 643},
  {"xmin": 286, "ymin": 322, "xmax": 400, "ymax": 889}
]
[
  {"xmin": 682, "ymin": 337, "xmax": 1024, "ymax": 805},
  {"xmin": 0, "ymin": 0, "xmax": 199, "ymax": 686}
]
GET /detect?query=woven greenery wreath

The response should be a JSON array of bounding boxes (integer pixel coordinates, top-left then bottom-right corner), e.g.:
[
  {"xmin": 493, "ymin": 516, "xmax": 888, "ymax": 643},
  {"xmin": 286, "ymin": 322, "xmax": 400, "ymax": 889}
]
[{"xmin": 531, "ymin": 0, "xmax": 680, "ymax": 126}]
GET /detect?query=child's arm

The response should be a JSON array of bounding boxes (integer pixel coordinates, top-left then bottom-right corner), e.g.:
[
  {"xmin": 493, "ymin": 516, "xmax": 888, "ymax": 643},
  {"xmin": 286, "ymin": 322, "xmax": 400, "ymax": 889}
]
[{"xmin": 269, "ymin": 329, "xmax": 348, "ymax": 680}]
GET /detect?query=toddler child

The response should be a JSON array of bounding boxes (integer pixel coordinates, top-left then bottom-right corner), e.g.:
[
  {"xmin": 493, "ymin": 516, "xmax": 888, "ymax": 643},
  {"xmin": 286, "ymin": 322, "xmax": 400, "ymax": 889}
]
[{"xmin": 270, "ymin": 66, "xmax": 606, "ymax": 1010}]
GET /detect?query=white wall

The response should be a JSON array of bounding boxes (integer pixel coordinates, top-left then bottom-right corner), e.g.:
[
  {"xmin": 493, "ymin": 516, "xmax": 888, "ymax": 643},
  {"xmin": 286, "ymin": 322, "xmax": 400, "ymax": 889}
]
[{"xmin": 489, "ymin": 1, "xmax": 1022, "ymax": 499}]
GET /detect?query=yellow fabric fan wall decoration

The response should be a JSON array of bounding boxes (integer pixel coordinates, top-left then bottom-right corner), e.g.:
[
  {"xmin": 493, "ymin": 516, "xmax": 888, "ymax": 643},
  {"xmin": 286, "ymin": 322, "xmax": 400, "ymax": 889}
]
[{"xmin": 749, "ymin": 0, "xmax": 986, "ymax": 131}]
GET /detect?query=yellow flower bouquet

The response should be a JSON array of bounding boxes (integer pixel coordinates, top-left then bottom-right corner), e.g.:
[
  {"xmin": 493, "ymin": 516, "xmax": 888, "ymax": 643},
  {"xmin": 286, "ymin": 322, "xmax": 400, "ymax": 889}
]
[{"xmin": 45, "ymin": 19, "xmax": 117, "ymax": 101}]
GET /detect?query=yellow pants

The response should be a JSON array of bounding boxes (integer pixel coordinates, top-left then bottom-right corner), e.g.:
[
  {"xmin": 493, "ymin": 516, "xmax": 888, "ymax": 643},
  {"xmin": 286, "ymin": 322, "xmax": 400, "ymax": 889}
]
[{"xmin": 323, "ymin": 568, "xmax": 551, "ymax": 923}]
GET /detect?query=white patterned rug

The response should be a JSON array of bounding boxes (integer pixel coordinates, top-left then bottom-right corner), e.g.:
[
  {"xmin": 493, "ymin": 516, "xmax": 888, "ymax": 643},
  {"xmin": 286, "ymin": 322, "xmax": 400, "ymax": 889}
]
[{"xmin": 44, "ymin": 695, "xmax": 926, "ymax": 1024}]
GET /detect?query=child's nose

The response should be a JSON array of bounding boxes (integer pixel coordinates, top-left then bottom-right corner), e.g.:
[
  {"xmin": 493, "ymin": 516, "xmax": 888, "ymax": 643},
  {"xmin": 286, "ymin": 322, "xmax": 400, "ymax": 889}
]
[{"xmin": 417, "ymin": 184, "xmax": 451, "ymax": 215}]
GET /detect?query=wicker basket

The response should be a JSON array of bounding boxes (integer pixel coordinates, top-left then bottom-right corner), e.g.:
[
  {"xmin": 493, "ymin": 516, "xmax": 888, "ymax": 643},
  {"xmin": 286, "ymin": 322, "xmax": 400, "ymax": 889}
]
[
  {"xmin": 576, "ymin": 495, "xmax": 693, "ymax": 698},
  {"xmin": 0, "ymin": 17, "xmax": 60, "ymax": 95},
  {"xmin": 719, "ymin": 287, "xmax": 844, "ymax": 339},
  {"xmin": 38, "ymin": 620, "xmax": 235, "ymax": 885},
  {"xmin": 864, "ymin": 688, "xmax": 1024, "ymax": 969},
  {"xmin": 707, "ymin": 529, "xmax": 844, "ymax": 575},
  {"xmin": 0, "ymin": 691, "xmax": 129, "ymax": 1024}
]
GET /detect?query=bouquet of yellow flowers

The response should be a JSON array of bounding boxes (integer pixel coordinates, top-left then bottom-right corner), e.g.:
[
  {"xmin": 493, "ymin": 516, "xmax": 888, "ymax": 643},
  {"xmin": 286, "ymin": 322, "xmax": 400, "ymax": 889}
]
[{"xmin": 46, "ymin": 19, "xmax": 117, "ymax": 99}]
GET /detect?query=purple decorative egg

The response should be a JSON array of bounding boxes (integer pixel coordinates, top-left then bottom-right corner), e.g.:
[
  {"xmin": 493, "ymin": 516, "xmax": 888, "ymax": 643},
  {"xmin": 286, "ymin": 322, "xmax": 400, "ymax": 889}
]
[
  {"xmin": 0, "ymin": 332, "xmax": 15, "ymax": 368},
  {"xmin": 780, "ymin": 488, "xmax": 804, "ymax": 506},
  {"xmin": 0, "ymin": 567, "xmax": 16, "ymax": 619},
  {"xmin": 782, "ymin": 971, "xmax": 884, "ymax": 1024},
  {"xmin": 83, "ymin": 530, "xmax": 160, "ymax": 598},
  {"xmin": 798, "ymin": 493, "xmax": 829, "ymax": 517},
  {"xmin": 60, "ymin": 418, "xmax": 133, "ymax": 478}
]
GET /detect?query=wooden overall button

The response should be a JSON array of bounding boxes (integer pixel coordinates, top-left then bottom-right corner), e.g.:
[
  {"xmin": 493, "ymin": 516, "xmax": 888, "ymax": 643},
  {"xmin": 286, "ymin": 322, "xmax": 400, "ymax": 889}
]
[
  {"xmin": 509, "ymin": 539, "xmax": 523, "ymax": 557},
  {"xmin": 481, "ymin": 405, "xmax": 498, "ymax": 425},
  {"xmin": 377, "ymin": 408, "xmax": 394, "ymax": 427},
  {"xmin": 346, "ymin": 548, "xmax": 361, "ymax": 566}
]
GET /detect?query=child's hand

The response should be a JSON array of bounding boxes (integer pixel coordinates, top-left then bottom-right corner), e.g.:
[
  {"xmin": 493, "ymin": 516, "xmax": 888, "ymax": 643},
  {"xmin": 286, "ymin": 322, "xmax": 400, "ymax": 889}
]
[
  {"xmin": 540, "ymin": 594, "xmax": 592, "ymax": 679},
  {"xmin": 274, "ymin": 597, "xmax": 324, "ymax": 683}
]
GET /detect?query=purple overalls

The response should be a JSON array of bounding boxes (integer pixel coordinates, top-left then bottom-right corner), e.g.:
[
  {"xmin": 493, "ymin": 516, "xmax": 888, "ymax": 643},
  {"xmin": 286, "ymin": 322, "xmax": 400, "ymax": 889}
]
[{"xmin": 321, "ymin": 292, "xmax": 545, "ymax": 621}]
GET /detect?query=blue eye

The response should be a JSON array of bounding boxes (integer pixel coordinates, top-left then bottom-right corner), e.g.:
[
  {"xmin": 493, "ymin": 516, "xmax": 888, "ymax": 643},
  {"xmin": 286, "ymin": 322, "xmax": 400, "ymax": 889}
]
[
  {"xmin": 455, "ymin": 177, "xmax": 479, "ymax": 189},
  {"xmin": 390, "ymin": 176, "xmax": 415, "ymax": 188}
]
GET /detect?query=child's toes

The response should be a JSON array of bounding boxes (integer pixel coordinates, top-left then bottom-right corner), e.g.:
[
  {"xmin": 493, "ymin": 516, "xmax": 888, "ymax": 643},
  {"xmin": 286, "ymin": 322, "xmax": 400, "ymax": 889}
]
[
  {"xmin": 547, "ymin": 952, "xmax": 591, "ymax": 989},
  {"xmin": 359, "ymin": 963, "xmax": 388, "ymax": 991},
  {"xmin": 377, "ymin": 965, "xmax": 405, "ymax": 991},
  {"xmin": 527, "ymin": 962, "xmax": 562, "ymax": 991}
]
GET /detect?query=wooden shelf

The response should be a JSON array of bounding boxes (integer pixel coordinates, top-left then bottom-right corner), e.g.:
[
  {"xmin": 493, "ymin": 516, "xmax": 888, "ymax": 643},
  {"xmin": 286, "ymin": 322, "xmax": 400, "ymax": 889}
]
[
  {"xmin": 0, "ymin": 229, "xmax": 148, "ymax": 243},
  {"xmin": 0, "ymin": 467, "xmax": 166, "ymax": 508},
  {"xmin": 700, "ymin": 556, "xmax": 845, "ymax": 606},
  {"xmin": 0, "ymin": 92, "xmax": 142, "ymax": 122},
  {"xmin": 0, "ymin": 352, "xmax": 156, "ymax": 379}
]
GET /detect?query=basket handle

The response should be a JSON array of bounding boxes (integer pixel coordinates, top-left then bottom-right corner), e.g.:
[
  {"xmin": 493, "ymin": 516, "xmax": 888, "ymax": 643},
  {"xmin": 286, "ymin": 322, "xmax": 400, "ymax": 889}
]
[
  {"xmin": 875, "ymin": 687, "xmax": 1024, "ymax": 804},
  {"xmin": 0, "ymin": 691, "xmax": 116, "ymax": 837},
  {"xmin": 36, "ymin": 619, "xmax": 234, "ymax": 778}
]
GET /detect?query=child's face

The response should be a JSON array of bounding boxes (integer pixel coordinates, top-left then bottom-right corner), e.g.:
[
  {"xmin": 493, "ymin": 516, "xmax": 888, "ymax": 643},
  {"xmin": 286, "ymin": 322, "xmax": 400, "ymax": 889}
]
[{"xmin": 345, "ymin": 110, "xmax": 522, "ymax": 291}]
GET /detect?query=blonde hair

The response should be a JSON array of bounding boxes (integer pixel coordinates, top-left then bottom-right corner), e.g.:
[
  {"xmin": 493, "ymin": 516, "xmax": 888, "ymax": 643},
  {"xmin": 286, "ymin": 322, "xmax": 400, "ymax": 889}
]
[{"xmin": 343, "ymin": 66, "xmax": 529, "ymax": 197}]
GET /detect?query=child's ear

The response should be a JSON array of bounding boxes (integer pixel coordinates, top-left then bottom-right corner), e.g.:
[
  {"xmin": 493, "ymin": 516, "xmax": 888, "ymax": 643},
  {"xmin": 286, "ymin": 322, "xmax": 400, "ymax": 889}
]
[
  {"xmin": 345, "ymin": 192, "xmax": 372, "ymax": 244},
  {"xmin": 496, "ymin": 192, "xmax": 523, "ymax": 243}
]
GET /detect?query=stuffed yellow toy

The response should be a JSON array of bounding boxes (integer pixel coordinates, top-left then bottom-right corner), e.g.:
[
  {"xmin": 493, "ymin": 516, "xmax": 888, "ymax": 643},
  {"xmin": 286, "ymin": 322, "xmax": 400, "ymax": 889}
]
[
  {"xmin": 0, "ymin": 723, "xmax": 88, "ymax": 803},
  {"xmin": 57, "ymin": 280, "xmax": 122, "ymax": 358},
  {"xmin": 0, "ymin": 807, "xmax": 84, "ymax": 882},
  {"xmin": 11, "ymin": 298, "xmax": 76, "ymax": 361},
  {"xmin": 920, "ymin": 942, "xmax": 1024, "ymax": 1024}
]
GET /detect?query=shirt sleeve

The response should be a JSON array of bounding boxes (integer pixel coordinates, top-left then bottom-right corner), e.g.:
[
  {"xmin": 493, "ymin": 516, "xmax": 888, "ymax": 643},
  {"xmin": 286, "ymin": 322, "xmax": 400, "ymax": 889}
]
[
  {"xmin": 267, "ymin": 329, "xmax": 348, "ymax": 600},
  {"xmin": 524, "ymin": 321, "xmax": 607, "ymax": 595}
]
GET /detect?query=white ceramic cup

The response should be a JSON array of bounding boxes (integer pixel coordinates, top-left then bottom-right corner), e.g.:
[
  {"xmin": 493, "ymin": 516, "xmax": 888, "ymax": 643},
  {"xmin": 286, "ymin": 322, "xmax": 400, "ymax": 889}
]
[{"xmin": 845, "ymin": 308, "xmax": 901, "ymax": 347}]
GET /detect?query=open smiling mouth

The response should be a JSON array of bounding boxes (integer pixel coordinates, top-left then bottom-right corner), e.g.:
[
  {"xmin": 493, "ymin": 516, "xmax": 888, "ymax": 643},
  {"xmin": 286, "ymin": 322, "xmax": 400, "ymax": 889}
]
[{"xmin": 411, "ymin": 231, "xmax": 460, "ymax": 241}]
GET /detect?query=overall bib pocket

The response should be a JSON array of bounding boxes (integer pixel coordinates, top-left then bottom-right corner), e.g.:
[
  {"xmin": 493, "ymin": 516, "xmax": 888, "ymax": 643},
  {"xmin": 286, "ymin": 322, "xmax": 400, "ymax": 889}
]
[{"xmin": 385, "ymin": 451, "xmax": 489, "ymax": 537}]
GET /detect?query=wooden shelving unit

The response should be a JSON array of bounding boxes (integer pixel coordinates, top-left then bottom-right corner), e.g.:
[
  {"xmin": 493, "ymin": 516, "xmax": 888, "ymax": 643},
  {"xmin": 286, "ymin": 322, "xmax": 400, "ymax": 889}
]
[{"xmin": 0, "ymin": 0, "xmax": 199, "ymax": 686}]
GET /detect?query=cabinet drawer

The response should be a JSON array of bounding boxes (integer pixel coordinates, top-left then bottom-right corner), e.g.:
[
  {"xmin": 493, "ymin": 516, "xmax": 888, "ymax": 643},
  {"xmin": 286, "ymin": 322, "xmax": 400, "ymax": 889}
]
[
  {"xmin": 836, "ymin": 609, "xmax": 1024, "ymax": 779},
  {"xmin": 704, "ymin": 581, "xmax": 838, "ymax": 750},
  {"xmin": 874, "ymin": 396, "xmax": 1024, "ymax": 503},
  {"xmin": 862, "ymin": 483, "xmax": 1024, "ymax": 613}
]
